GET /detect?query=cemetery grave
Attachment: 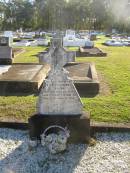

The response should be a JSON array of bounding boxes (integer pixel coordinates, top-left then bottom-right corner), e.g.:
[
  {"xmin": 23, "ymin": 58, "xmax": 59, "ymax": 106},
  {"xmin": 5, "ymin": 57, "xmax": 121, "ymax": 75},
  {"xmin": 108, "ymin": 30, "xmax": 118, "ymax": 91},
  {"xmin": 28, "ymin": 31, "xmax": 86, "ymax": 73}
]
[
  {"xmin": 0, "ymin": 64, "xmax": 50, "ymax": 93},
  {"xmin": 0, "ymin": 37, "xmax": 13, "ymax": 65},
  {"xmin": 65, "ymin": 62, "xmax": 99, "ymax": 96},
  {"xmin": 29, "ymin": 40, "xmax": 90, "ymax": 149},
  {"xmin": 0, "ymin": 0, "xmax": 130, "ymax": 171},
  {"xmin": 63, "ymin": 30, "xmax": 90, "ymax": 47},
  {"xmin": 0, "ymin": 36, "xmax": 130, "ymax": 123},
  {"xmin": 0, "ymin": 36, "xmax": 129, "ymax": 173},
  {"xmin": 76, "ymin": 47, "xmax": 107, "ymax": 57},
  {"xmin": 38, "ymin": 38, "xmax": 99, "ymax": 96}
]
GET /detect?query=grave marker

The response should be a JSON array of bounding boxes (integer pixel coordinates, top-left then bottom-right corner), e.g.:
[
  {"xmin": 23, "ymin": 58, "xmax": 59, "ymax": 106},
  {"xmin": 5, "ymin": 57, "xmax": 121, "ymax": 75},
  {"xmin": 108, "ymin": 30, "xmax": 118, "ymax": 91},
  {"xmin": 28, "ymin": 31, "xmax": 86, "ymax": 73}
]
[
  {"xmin": 38, "ymin": 39, "xmax": 75, "ymax": 66},
  {"xmin": 0, "ymin": 36, "xmax": 13, "ymax": 65},
  {"xmin": 29, "ymin": 41, "xmax": 90, "ymax": 144}
]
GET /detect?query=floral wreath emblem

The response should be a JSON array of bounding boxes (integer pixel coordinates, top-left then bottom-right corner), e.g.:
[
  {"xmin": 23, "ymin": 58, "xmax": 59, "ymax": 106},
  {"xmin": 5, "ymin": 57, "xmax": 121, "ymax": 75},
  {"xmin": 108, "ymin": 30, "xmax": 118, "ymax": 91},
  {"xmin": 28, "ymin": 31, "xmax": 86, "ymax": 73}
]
[{"xmin": 41, "ymin": 125, "xmax": 70, "ymax": 154}]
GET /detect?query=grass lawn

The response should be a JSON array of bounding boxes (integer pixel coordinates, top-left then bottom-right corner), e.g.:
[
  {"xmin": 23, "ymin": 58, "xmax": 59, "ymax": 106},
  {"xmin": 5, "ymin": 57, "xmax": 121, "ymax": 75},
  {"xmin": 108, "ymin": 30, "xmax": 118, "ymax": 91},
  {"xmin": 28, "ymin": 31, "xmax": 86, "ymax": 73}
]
[
  {"xmin": 0, "ymin": 38, "xmax": 130, "ymax": 123},
  {"xmin": 13, "ymin": 46, "xmax": 46, "ymax": 63}
]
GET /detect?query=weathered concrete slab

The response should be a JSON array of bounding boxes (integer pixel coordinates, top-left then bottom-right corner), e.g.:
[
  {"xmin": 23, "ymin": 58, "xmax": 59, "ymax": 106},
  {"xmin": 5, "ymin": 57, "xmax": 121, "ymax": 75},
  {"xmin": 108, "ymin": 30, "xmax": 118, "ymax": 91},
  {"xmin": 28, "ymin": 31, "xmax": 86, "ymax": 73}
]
[
  {"xmin": 65, "ymin": 62, "xmax": 100, "ymax": 96},
  {"xmin": 76, "ymin": 47, "xmax": 107, "ymax": 57},
  {"xmin": 0, "ymin": 63, "xmax": 99, "ymax": 95},
  {"xmin": 0, "ymin": 64, "xmax": 50, "ymax": 93}
]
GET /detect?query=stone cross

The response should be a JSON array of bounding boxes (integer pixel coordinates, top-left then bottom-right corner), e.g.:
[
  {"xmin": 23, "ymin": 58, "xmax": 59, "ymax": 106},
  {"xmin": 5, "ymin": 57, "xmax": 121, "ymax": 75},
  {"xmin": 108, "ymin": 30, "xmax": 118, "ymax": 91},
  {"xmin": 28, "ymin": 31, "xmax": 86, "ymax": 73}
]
[{"xmin": 38, "ymin": 39, "xmax": 75, "ymax": 67}]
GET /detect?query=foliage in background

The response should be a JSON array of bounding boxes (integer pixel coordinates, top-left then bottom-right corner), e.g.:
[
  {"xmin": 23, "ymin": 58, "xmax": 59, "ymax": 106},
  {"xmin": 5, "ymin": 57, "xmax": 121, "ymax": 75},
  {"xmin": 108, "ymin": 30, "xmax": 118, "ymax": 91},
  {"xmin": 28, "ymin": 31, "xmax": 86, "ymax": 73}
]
[{"xmin": 0, "ymin": 0, "xmax": 130, "ymax": 32}]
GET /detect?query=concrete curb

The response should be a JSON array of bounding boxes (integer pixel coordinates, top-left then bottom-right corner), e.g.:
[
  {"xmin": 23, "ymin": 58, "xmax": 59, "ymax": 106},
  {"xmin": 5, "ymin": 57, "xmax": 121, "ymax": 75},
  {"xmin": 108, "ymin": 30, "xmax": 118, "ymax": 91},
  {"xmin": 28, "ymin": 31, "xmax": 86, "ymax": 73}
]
[
  {"xmin": 0, "ymin": 122, "xmax": 28, "ymax": 130},
  {"xmin": 91, "ymin": 121, "xmax": 130, "ymax": 135},
  {"xmin": 0, "ymin": 121, "xmax": 129, "ymax": 133}
]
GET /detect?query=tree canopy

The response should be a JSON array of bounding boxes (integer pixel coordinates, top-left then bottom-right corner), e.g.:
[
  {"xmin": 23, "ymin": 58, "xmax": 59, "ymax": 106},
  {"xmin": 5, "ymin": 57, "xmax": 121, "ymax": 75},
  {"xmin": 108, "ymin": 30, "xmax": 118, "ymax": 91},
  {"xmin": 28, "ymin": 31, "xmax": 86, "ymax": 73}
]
[{"xmin": 0, "ymin": 0, "xmax": 130, "ymax": 32}]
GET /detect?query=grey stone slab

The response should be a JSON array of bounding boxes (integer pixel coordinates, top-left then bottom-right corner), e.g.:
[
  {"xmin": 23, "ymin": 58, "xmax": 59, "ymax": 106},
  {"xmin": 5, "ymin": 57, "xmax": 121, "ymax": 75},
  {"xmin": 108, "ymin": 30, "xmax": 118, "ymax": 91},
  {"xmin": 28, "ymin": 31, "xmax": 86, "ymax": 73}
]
[
  {"xmin": 0, "ymin": 64, "xmax": 50, "ymax": 93},
  {"xmin": 37, "ymin": 67, "xmax": 83, "ymax": 115},
  {"xmin": 0, "ymin": 46, "xmax": 12, "ymax": 59},
  {"xmin": 0, "ymin": 36, "xmax": 13, "ymax": 46}
]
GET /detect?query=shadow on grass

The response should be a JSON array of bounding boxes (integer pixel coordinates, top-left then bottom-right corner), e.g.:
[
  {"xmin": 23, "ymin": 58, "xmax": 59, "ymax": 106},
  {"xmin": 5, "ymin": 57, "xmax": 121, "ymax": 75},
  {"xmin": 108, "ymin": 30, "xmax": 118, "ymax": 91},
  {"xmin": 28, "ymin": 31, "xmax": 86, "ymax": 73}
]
[
  {"xmin": 79, "ymin": 93, "xmax": 98, "ymax": 98},
  {"xmin": 0, "ymin": 91, "xmax": 38, "ymax": 97},
  {"xmin": 0, "ymin": 129, "xmax": 88, "ymax": 173}
]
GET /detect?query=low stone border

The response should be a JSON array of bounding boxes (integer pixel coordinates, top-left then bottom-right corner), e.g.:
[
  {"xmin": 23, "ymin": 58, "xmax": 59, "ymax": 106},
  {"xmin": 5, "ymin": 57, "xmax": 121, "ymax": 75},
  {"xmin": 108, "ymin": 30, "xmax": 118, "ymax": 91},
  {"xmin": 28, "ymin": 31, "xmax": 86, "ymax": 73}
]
[
  {"xmin": 0, "ymin": 121, "xmax": 129, "ymax": 134},
  {"xmin": 76, "ymin": 47, "xmax": 107, "ymax": 57},
  {"xmin": 91, "ymin": 121, "xmax": 130, "ymax": 135},
  {"xmin": 0, "ymin": 122, "xmax": 28, "ymax": 130}
]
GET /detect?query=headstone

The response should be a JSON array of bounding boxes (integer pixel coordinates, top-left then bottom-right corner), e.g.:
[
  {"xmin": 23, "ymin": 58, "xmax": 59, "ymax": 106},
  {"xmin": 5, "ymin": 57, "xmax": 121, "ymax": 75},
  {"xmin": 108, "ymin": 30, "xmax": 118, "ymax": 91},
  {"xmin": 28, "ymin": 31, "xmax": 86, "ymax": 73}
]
[
  {"xmin": 37, "ymin": 67, "xmax": 83, "ymax": 115},
  {"xmin": 63, "ymin": 30, "xmax": 88, "ymax": 47},
  {"xmin": 84, "ymin": 40, "xmax": 94, "ymax": 48},
  {"xmin": 3, "ymin": 31, "xmax": 13, "ymax": 45},
  {"xmin": 65, "ymin": 30, "xmax": 76, "ymax": 39},
  {"xmin": 51, "ymin": 38, "xmax": 63, "ymax": 48},
  {"xmin": 90, "ymin": 34, "xmax": 96, "ymax": 41},
  {"xmin": 0, "ymin": 36, "xmax": 13, "ymax": 65},
  {"xmin": 0, "ymin": 36, "xmax": 12, "ymax": 47},
  {"xmin": 29, "ymin": 44, "xmax": 90, "ymax": 144},
  {"xmin": 38, "ymin": 39, "xmax": 75, "ymax": 66}
]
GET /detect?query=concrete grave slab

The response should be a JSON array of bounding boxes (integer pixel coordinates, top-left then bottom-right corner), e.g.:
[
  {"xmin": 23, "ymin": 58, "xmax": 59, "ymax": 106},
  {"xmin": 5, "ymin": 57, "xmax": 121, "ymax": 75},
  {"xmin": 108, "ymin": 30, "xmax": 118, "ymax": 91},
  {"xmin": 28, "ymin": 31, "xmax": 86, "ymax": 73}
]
[
  {"xmin": 76, "ymin": 47, "xmax": 107, "ymax": 57},
  {"xmin": 64, "ymin": 62, "xmax": 100, "ymax": 96},
  {"xmin": 0, "ymin": 64, "xmax": 50, "ymax": 93}
]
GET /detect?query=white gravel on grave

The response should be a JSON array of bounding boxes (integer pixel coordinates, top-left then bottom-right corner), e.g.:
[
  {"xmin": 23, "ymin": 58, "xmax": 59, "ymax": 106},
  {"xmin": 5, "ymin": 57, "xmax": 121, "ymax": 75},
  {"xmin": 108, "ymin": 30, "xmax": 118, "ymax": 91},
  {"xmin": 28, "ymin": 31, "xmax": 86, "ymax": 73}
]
[{"xmin": 0, "ymin": 128, "xmax": 129, "ymax": 173}]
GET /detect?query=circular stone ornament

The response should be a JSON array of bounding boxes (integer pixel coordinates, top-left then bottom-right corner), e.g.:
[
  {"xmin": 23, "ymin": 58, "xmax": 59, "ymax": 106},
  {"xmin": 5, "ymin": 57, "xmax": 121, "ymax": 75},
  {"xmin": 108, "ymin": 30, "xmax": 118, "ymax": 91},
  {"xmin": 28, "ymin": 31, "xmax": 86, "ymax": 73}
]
[{"xmin": 41, "ymin": 125, "xmax": 70, "ymax": 154}]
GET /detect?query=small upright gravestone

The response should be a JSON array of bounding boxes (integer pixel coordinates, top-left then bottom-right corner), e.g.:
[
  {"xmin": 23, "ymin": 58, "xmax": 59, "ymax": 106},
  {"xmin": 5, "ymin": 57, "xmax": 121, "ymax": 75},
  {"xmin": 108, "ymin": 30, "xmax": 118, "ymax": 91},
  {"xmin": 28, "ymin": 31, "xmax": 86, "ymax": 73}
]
[
  {"xmin": 0, "ymin": 36, "xmax": 13, "ymax": 65},
  {"xmin": 29, "ymin": 46, "xmax": 90, "ymax": 144}
]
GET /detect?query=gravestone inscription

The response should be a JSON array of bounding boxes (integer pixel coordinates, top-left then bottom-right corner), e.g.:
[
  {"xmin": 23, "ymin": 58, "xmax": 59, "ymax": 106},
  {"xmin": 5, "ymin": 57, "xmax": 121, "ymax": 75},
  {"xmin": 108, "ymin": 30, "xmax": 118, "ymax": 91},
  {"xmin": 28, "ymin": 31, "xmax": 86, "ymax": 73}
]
[{"xmin": 37, "ymin": 67, "xmax": 83, "ymax": 115}]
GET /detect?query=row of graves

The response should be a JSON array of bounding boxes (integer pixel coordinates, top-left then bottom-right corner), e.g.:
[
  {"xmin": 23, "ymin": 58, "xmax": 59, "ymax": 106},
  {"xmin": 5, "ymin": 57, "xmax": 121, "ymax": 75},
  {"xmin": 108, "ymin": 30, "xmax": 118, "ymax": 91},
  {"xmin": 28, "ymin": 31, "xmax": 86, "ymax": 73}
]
[
  {"xmin": 63, "ymin": 30, "xmax": 107, "ymax": 57},
  {"xmin": 0, "ymin": 32, "xmax": 104, "ymax": 152},
  {"xmin": 0, "ymin": 36, "xmax": 50, "ymax": 94},
  {"xmin": 0, "ymin": 33, "xmax": 100, "ymax": 96},
  {"xmin": 38, "ymin": 36, "xmax": 99, "ymax": 96},
  {"xmin": 0, "ymin": 33, "xmax": 100, "ymax": 153}
]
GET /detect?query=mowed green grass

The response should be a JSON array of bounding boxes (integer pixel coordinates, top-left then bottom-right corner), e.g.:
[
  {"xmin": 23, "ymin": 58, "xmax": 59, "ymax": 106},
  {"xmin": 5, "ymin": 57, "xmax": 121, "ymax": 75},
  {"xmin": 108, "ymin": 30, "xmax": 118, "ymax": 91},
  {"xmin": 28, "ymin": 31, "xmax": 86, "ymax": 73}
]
[
  {"xmin": 0, "ymin": 38, "xmax": 130, "ymax": 123},
  {"xmin": 0, "ymin": 46, "xmax": 45, "ymax": 121},
  {"xmin": 80, "ymin": 37, "xmax": 130, "ymax": 123},
  {"xmin": 14, "ymin": 46, "xmax": 46, "ymax": 63}
]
